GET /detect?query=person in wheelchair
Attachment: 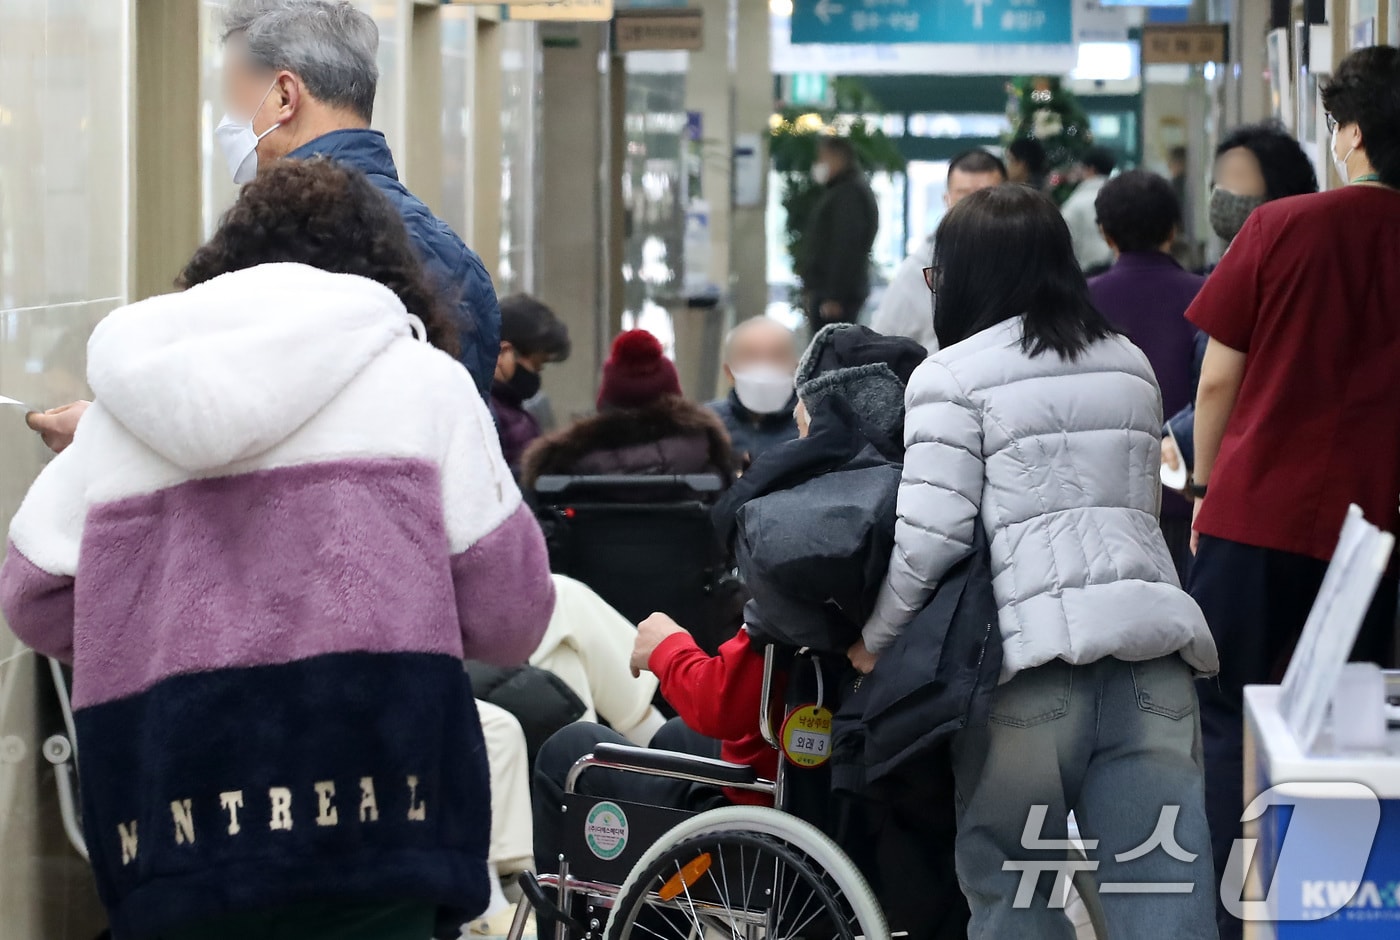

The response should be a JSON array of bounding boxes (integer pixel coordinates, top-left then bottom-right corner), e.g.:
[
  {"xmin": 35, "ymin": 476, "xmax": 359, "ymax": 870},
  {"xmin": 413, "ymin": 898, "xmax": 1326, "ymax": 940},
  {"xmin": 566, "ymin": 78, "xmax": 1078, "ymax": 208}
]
[
  {"xmin": 520, "ymin": 329, "xmax": 736, "ymax": 492},
  {"xmin": 531, "ymin": 323, "xmax": 927, "ymax": 878}
]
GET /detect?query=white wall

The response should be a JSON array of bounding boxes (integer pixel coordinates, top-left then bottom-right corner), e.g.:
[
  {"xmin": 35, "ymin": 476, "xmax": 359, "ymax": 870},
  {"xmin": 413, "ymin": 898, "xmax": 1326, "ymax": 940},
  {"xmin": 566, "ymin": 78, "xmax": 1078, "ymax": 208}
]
[
  {"xmin": 0, "ymin": 1, "xmax": 528, "ymax": 933},
  {"xmin": 0, "ymin": 0, "xmax": 132, "ymax": 932}
]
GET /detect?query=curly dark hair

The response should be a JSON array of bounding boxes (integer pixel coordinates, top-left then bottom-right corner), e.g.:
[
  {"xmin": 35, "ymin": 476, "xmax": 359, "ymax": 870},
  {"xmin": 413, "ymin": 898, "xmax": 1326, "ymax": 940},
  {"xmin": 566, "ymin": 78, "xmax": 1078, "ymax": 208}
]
[
  {"xmin": 177, "ymin": 157, "xmax": 461, "ymax": 358},
  {"xmin": 1214, "ymin": 123, "xmax": 1319, "ymax": 201},
  {"xmin": 1322, "ymin": 46, "xmax": 1400, "ymax": 188},
  {"xmin": 1094, "ymin": 170, "xmax": 1181, "ymax": 254}
]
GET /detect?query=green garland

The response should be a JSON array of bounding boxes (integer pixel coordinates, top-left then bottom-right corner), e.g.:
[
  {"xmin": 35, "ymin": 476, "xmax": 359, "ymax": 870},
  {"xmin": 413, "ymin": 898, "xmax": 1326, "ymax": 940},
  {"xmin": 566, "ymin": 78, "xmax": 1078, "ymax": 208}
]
[{"xmin": 1005, "ymin": 76, "xmax": 1094, "ymax": 205}]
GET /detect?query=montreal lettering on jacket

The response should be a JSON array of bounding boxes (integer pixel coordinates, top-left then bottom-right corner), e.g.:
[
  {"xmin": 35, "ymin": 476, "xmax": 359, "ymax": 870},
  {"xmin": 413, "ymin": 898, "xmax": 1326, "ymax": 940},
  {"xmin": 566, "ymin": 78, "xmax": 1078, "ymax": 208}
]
[{"xmin": 116, "ymin": 774, "xmax": 429, "ymax": 865}]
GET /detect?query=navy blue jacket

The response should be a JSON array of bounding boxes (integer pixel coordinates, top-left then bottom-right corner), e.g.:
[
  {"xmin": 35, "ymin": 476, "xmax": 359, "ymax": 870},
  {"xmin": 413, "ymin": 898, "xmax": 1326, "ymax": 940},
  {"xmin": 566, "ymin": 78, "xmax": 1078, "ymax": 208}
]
[
  {"xmin": 706, "ymin": 390, "xmax": 800, "ymax": 469},
  {"xmin": 289, "ymin": 130, "xmax": 500, "ymax": 396},
  {"xmin": 1165, "ymin": 329, "xmax": 1209, "ymax": 470}
]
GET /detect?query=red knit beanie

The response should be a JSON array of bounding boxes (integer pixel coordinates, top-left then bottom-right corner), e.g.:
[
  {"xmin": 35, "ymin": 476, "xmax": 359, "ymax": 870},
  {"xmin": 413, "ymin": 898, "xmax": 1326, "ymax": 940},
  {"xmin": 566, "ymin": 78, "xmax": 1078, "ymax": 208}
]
[{"xmin": 597, "ymin": 330, "xmax": 682, "ymax": 410}]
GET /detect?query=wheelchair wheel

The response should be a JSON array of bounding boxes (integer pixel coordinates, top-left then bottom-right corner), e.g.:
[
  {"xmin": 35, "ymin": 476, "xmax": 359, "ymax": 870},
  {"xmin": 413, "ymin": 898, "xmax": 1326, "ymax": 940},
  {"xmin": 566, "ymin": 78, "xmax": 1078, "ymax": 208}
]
[{"xmin": 606, "ymin": 805, "xmax": 888, "ymax": 940}]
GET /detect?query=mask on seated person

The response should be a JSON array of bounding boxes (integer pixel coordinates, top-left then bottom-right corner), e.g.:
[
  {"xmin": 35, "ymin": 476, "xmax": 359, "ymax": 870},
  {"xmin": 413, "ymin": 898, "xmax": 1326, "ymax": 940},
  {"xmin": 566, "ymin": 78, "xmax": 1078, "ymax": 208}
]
[
  {"xmin": 505, "ymin": 365, "xmax": 542, "ymax": 401},
  {"xmin": 733, "ymin": 365, "xmax": 795, "ymax": 415}
]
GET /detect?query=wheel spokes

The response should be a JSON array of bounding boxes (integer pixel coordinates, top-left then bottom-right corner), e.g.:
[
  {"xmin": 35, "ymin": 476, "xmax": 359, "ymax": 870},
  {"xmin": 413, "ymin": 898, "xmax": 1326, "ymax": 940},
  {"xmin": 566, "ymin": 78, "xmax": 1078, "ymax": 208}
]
[{"xmin": 619, "ymin": 833, "xmax": 854, "ymax": 940}]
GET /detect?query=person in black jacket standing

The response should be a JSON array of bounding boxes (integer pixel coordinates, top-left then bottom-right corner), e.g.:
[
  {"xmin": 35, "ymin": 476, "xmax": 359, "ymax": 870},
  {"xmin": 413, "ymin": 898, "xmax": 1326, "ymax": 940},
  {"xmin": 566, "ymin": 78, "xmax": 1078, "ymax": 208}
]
[{"xmin": 802, "ymin": 136, "xmax": 880, "ymax": 334}]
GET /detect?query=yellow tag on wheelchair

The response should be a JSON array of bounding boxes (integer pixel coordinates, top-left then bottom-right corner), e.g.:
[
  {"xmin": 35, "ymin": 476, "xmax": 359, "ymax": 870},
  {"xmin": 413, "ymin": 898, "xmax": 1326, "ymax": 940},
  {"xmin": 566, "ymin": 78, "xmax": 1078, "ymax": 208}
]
[{"xmin": 780, "ymin": 704, "xmax": 833, "ymax": 767}]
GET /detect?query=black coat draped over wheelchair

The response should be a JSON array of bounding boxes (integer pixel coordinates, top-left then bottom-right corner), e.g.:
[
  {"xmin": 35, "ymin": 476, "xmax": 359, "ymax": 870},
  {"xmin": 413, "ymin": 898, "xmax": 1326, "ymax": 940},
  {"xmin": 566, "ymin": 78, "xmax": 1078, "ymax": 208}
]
[
  {"xmin": 713, "ymin": 395, "xmax": 1002, "ymax": 793},
  {"xmin": 712, "ymin": 395, "xmax": 1003, "ymax": 940}
]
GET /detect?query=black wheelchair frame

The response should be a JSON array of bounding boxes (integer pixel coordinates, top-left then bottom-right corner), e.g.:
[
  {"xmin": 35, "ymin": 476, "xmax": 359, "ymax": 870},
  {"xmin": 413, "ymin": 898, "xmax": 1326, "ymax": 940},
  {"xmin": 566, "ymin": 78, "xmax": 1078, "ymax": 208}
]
[{"xmin": 511, "ymin": 645, "xmax": 891, "ymax": 940}]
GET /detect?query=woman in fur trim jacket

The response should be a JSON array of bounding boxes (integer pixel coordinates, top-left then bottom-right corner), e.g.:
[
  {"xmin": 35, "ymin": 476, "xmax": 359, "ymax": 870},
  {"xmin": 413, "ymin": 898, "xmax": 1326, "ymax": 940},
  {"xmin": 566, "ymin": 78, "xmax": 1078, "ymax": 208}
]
[{"xmin": 520, "ymin": 330, "xmax": 735, "ymax": 489}]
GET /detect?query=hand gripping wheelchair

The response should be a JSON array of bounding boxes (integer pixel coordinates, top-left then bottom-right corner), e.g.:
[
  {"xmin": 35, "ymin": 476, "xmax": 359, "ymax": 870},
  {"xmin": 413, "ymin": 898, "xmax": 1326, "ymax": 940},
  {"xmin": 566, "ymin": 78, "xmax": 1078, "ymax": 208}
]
[{"xmin": 508, "ymin": 644, "xmax": 890, "ymax": 940}]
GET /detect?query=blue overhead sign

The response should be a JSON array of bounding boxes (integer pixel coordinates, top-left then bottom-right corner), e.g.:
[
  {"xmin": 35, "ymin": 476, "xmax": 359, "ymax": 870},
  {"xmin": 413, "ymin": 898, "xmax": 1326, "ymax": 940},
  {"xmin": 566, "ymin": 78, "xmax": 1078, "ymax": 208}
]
[{"xmin": 791, "ymin": 0, "xmax": 1073, "ymax": 46}]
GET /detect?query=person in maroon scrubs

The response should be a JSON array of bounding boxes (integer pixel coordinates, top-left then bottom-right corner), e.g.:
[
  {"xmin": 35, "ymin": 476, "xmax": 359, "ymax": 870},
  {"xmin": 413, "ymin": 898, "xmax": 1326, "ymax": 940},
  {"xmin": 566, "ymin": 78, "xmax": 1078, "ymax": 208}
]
[{"xmin": 1185, "ymin": 46, "xmax": 1400, "ymax": 940}]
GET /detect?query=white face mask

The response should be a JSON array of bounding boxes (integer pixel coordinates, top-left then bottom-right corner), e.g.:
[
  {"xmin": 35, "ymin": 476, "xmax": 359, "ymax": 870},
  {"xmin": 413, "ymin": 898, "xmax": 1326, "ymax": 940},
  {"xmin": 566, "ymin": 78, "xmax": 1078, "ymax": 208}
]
[
  {"xmin": 1331, "ymin": 125, "xmax": 1356, "ymax": 185},
  {"xmin": 732, "ymin": 365, "xmax": 795, "ymax": 415},
  {"xmin": 810, "ymin": 162, "xmax": 832, "ymax": 186},
  {"xmin": 215, "ymin": 80, "xmax": 283, "ymax": 185}
]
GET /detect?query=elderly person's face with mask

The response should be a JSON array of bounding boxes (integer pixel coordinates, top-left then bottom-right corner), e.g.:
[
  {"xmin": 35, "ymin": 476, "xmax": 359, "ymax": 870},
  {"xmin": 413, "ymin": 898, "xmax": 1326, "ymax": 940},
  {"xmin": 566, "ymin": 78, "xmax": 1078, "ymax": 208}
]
[{"xmin": 723, "ymin": 318, "xmax": 799, "ymax": 416}]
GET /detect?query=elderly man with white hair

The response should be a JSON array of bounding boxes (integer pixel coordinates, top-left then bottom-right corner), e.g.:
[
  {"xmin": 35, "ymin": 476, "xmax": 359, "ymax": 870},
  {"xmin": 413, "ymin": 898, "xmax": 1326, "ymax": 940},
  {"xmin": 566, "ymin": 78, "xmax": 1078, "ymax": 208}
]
[
  {"xmin": 217, "ymin": 0, "xmax": 501, "ymax": 395},
  {"xmin": 706, "ymin": 316, "xmax": 801, "ymax": 468}
]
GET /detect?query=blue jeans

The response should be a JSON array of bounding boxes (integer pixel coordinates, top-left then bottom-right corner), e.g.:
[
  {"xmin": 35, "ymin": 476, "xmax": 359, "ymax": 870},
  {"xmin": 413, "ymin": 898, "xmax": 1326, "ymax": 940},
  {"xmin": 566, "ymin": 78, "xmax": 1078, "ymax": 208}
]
[{"xmin": 951, "ymin": 656, "xmax": 1218, "ymax": 940}]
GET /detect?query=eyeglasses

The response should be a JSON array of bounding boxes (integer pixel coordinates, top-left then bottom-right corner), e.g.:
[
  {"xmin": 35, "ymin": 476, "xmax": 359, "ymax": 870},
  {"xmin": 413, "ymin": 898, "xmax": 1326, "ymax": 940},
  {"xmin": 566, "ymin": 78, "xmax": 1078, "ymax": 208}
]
[
  {"xmin": 922, "ymin": 265, "xmax": 942, "ymax": 293},
  {"xmin": 1325, "ymin": 112, "xmax": 1338, "ymax": 134}
]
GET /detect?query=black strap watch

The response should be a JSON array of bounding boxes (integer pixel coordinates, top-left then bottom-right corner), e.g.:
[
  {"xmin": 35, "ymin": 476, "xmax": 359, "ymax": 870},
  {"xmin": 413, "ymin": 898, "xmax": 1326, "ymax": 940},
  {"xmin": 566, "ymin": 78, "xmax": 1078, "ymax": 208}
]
[{"xmin": 1185, "ymin": 480, "xmax": 1208, "ymax": 499}]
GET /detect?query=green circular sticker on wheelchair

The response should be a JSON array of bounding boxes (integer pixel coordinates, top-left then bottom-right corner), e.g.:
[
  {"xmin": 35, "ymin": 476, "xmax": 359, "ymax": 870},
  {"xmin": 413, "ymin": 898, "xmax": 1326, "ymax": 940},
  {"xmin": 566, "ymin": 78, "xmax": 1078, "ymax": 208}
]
[{"xmin": 585, "ymin": 801, "xmax": 629, "ymax": 860}]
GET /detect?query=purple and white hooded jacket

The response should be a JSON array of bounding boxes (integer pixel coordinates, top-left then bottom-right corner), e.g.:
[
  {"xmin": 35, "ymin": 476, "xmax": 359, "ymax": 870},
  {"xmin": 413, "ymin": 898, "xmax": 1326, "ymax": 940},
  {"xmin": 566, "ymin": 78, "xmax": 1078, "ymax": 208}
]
[{"xmin": 0, "ymin": 263, "xmax": 555, "ymax": 938}]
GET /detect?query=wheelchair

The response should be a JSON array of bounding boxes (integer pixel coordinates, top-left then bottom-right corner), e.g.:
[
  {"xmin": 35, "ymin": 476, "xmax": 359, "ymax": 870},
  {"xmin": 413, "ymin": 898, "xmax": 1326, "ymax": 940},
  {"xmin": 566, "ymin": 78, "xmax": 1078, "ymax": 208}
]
[
  {"xmin": 38, "ymin": 656, "xmax": 88, "ymax": 863},
  {"xmin": 531, "ymin": 474, "xmax": 741, "ymax": 655},
  {"xmin": 509, "ymin": 643, "xmax": 890, "ymax": 940}
]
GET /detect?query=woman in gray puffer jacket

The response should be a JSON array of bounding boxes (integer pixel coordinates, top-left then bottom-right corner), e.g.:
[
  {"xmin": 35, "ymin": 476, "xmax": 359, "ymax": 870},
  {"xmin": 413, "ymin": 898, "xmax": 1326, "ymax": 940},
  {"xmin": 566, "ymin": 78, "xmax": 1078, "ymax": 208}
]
[{"xmin": 853, "ymin": 185, "xmax": 1220, "ymax": 940}]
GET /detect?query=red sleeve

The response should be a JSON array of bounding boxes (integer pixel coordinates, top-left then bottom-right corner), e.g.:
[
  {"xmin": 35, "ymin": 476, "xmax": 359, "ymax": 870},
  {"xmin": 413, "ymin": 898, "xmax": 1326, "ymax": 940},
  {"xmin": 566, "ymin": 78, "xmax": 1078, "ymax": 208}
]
[
  {"xmin": 650, "ymin": 629, "xmax": 763, "ymax": 742},
  {"xmin": 1185, "ymin": 210, "xmax": 1267, "ymax": 352}
]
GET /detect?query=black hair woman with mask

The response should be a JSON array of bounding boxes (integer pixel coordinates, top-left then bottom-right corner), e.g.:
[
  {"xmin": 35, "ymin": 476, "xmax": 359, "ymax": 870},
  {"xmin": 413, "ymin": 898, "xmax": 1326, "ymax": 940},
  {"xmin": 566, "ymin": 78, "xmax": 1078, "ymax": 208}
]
[
  {"xmin": 1160, "ymin": 124, "xmax": 1319, "ymax": 506},
  {"xmin": 1207, "ymin": 122, "xmax": 1319, "ymax": 244}
]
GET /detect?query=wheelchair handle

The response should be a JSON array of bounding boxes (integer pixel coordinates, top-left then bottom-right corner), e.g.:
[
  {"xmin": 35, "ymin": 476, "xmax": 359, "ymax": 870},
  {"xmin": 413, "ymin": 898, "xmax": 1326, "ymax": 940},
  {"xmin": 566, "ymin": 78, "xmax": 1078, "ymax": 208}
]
[
  {"xmin": 759, "ymin": 643, "xmax": 780, "ymax": 749},
  {"xmin": 43, "ymin": 735, "xmax": 89, "ymax": 861},
  {"xmin": 514, "ymin": 871, "xmax": 586, "ymax": 938},
  {"xmin": 533, "ymin": 474, "xmax": 724, "ymax": 496},
  {"xmin": 44, "ymin": 658, "xmax": 88, "ymax": 861}
]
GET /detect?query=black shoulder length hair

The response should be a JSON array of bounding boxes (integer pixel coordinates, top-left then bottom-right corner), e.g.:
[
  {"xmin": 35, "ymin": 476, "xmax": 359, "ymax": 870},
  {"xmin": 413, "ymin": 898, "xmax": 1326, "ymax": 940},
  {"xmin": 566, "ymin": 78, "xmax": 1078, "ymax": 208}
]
[{"xmin": 933, "ymin": 184, "xmax": 1116, "ymax": 360}]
